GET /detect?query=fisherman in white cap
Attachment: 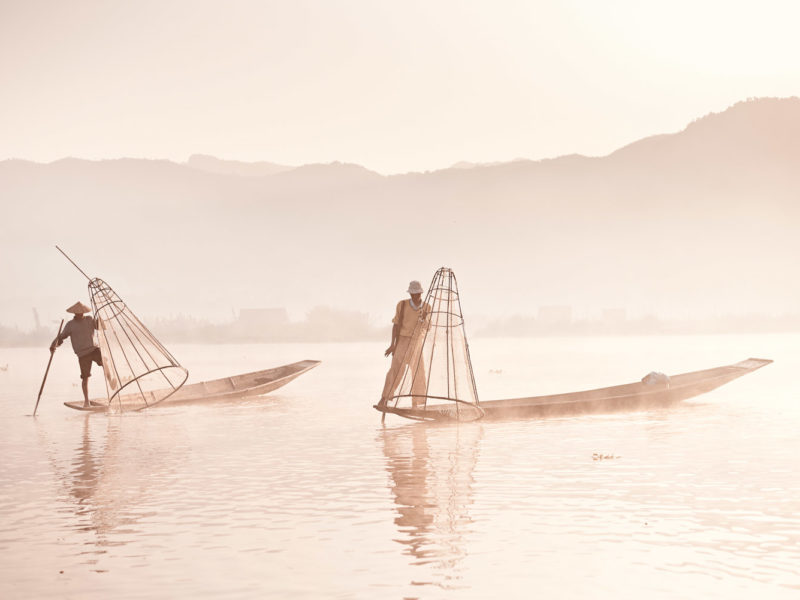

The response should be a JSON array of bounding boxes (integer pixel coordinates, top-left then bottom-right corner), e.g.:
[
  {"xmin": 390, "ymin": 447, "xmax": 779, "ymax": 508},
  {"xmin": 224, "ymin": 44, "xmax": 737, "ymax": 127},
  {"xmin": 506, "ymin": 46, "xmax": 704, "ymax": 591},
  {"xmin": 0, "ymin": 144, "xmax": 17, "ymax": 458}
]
[
  {"xmin": 380, "ymin": 280, "xmax": 431, "ymax": 408},
  {"xmin": 50, "ymin": 301, "xmax": 103, "ymax": 408}
]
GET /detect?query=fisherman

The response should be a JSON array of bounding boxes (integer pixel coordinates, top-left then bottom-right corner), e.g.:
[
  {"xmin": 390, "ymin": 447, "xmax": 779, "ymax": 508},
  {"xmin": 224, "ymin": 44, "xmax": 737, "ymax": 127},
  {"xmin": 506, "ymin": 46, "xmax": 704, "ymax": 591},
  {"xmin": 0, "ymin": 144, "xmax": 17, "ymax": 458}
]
[
  {"xmin": 380, "ymin": 280, "xmax": 431, "ymax": 408},
  {"xmin": 50, "ymin": 301, "xmax": 103, "ymax": 408}
]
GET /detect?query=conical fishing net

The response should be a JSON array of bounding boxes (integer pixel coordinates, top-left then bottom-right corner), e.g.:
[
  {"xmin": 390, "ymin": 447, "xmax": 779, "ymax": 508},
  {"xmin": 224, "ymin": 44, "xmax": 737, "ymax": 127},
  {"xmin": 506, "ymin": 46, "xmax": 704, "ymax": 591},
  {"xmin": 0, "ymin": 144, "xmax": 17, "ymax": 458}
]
[
  {"xmin": 383, "ymin": 267, "xmax": 483, "ymax": 421},
  {"xmin": 89, "ymin": 278, "xmax": 188, "ymax": 412}
]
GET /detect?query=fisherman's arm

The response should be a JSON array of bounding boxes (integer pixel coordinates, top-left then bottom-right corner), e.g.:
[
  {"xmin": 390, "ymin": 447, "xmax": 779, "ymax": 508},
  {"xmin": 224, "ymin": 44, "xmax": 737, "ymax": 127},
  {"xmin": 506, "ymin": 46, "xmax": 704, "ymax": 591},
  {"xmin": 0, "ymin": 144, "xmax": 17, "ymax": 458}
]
[
  {"xmin": 384, "ymin": 323, "xmax": 400, "ymax": 357},
  {"xmin": 416, "ymin": 304, "xmax": 432, "ymax": 337},
  {"xmin": 50, "ymin": 323, "xmax": 70, "ymax": 352},
  {"xmin": 385, "ymin": 301, "xmax": 404, "ymax": 356}
]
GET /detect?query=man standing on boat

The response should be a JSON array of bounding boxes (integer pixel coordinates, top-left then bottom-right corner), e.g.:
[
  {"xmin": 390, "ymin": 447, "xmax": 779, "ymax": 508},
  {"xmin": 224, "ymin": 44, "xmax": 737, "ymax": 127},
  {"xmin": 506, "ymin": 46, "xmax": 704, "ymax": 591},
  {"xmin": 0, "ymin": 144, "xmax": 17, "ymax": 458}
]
[
  {"xmin": 380, "ymin": 280, "xmax": 431, "ymax": 408},
  {"xmin": 50, "ymin": 301, "xmax": 103, "ymax": 408}
]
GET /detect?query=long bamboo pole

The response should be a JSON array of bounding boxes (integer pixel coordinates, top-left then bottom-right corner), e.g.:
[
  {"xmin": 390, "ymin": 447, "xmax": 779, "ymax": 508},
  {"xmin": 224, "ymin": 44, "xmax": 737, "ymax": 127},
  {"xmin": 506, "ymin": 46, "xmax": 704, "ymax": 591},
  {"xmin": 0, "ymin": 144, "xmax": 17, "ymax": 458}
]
[
  {"xmin": 55, "ymin": 245, "xmax": 91, "ymax": 281},
  {"xmin": 33, "ymin": 319, "xmax": 64, "ymax": 416}
]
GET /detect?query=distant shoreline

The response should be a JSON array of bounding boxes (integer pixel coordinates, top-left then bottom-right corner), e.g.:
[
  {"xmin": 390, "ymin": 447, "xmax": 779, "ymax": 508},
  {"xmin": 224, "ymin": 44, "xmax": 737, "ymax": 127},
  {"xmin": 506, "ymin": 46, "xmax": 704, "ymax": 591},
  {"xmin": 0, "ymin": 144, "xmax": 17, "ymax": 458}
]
[{"xmin": 3, "ymin": 315, "xmax": 800, "ymax": 347}]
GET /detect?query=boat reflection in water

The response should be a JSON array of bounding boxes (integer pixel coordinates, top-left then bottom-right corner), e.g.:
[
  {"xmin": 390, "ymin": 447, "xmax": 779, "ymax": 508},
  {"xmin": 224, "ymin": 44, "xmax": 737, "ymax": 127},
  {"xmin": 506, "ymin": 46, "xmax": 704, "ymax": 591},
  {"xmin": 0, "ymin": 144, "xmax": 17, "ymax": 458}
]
[{"xmin": 381, "ymin": 423, "xmax": 483, "ymax": 590}]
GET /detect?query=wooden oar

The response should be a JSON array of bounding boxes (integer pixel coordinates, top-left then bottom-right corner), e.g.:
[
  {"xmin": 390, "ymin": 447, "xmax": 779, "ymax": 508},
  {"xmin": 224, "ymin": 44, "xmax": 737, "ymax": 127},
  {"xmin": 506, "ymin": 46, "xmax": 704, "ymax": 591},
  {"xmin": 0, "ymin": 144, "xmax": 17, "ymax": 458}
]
[{"xmin": 33, "ymin": 319, "xmax": 64, "ymax": 416}]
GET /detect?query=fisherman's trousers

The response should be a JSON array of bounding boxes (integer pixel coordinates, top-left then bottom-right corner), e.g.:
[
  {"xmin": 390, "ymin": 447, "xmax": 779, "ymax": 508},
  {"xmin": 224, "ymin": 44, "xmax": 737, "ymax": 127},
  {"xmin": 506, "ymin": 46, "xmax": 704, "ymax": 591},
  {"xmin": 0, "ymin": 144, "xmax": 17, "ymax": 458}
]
[{"xmin": 381, "ymin": 335, "xmax": 427, "ymax": 406}]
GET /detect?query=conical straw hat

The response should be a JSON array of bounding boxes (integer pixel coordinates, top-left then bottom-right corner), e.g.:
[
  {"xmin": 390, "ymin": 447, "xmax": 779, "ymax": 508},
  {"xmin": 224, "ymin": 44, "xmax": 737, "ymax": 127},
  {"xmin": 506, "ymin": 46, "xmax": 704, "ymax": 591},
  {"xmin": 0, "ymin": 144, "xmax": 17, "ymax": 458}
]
[{"xmin": 66, "ymin": 301, "xmax": 91, "ymax": 314}]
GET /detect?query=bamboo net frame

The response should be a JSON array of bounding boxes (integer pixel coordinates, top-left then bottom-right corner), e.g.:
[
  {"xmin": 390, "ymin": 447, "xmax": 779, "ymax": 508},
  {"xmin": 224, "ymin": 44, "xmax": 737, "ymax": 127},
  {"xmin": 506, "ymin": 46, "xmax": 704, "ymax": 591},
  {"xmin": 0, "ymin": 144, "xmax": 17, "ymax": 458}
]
[{"xmin": 88, "ymin": 277, "xmax": 188, "ymax": 412}]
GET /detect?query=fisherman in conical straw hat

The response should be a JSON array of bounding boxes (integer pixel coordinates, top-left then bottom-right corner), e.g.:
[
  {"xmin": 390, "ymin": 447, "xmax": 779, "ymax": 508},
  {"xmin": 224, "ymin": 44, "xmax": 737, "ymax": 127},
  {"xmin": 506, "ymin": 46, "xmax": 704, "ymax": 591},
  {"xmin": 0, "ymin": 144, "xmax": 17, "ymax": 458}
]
[
  {"xmin": 50, "ymin": 301, "xmax": 103, "ymax": 408},
  {"xmin": 380, "ymin": 280, "xmax": 431, "ymax": 408}
]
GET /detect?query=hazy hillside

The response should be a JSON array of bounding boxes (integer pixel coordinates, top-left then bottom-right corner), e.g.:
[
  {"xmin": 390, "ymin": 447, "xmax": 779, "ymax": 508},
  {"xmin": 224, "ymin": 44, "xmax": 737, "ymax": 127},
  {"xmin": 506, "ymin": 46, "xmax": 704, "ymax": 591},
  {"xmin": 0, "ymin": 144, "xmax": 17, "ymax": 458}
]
[
  {"xmin": 186, "ymin": 154, "xmax": 293, "ymax": 177},
  {"xmin": 1, "ymin": 97, "xmax": 799, "ymax": 329}
]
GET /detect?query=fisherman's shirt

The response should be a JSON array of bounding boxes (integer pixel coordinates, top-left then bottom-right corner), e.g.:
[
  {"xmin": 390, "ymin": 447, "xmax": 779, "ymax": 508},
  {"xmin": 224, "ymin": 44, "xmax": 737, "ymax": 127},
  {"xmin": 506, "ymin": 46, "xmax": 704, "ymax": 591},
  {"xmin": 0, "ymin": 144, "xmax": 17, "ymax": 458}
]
[
  {"xmin": 392, "ymin": 300, "xmax": 431, "ymax": 338},
  {"xmin": 56, "ymin": 317, "xmax": 99, "ymax": 357}
]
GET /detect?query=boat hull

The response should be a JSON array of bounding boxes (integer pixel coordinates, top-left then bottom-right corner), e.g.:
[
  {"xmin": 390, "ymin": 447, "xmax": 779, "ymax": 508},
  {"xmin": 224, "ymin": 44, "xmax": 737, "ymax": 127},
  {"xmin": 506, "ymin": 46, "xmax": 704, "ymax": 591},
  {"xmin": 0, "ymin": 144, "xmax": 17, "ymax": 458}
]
[
  {"xmin": 375, "ymin": 358, "xmax": 772, "ymax": 421},
  {"xmin": 165, "ymin": 359, "xmax": 321, "ymax": 405},
  {"xmin": 63, "ymin": 400, "xmax": 107, "ymax": 412},
  {"xmin": 65, "ymin": 360, "xmax": 321, "ymax": 411}
]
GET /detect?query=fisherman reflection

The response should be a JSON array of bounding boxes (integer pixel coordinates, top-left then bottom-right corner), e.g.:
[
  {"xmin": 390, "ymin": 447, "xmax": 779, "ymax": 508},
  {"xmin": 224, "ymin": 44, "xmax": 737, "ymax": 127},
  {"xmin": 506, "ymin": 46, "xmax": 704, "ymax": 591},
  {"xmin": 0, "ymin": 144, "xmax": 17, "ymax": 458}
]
[
  {"xmin": 68, "ymin": 418, "xmax": 127, "ymax": 542},
  {"xmin": 381, "ymin": 424, "xmax": 482, "ymax": 588},
  {"xmin": 70, "ymin": 416, "xmax": 99, "ymax": 509},
  {"xmin": 35, "ymin": 414, "xmax": 187, "ymax": 558}
]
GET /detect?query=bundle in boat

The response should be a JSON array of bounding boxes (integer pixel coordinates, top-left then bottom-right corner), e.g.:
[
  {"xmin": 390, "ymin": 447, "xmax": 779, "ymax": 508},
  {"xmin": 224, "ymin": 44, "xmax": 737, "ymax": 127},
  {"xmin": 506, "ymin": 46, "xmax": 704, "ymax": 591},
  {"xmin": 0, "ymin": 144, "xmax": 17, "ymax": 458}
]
[
  {"xmin": 89, "ymin": 277, "xmax": 188, "ymax": 412},
  {"xmin": 380, "ymin": 267, "xmax": 483, "ymax": 421}
]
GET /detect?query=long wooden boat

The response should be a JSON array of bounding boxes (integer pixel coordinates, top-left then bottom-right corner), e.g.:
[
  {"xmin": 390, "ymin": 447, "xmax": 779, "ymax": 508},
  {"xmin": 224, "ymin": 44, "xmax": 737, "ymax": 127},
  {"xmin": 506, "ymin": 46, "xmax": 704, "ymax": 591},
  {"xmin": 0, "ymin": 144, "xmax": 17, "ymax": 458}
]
[
  {"xmin": 65, "ymin": 359, "xmax": 320, "ymax": 412},
  {"xmin": 374, "ymin": 358, "xmax": 772, "ymax": 422}
]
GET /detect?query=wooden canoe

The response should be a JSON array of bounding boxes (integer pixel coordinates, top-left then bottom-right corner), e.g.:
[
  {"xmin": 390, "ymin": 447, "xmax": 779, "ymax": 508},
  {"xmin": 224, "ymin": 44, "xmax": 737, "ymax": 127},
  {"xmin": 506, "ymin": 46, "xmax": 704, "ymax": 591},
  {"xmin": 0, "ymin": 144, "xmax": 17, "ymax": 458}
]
[
  {"xmin": 164, "ymin": 359, "xmax": 320, "ymax": 405},
  {"xmin": 65, "ymin": 359, "xmax": 321, "ymax": 411},
  {"xmin": 375, "ymin": 357, "xmax": 772, "ymax": 422}
]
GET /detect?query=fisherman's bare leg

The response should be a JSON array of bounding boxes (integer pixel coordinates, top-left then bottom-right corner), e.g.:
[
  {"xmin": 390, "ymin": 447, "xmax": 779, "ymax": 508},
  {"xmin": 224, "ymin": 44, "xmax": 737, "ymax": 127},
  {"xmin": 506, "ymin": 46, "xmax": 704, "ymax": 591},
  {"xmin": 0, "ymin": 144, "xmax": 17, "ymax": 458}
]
[
  {"xmin": 78, "ymin": 349, "xmax": 101, "ymax": 407},
  {"xmin": 81, "ymin": 378, "xmax": 90, "ymax": 406}
]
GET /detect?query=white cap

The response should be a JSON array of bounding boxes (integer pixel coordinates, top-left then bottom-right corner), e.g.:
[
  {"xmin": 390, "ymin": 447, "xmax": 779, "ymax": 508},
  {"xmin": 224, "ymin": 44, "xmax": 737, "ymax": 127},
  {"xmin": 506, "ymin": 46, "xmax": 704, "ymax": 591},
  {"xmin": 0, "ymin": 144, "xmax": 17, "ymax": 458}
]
[{"xmin": 407, "ymin": 280, "xmax": 424, "ymax": 294}]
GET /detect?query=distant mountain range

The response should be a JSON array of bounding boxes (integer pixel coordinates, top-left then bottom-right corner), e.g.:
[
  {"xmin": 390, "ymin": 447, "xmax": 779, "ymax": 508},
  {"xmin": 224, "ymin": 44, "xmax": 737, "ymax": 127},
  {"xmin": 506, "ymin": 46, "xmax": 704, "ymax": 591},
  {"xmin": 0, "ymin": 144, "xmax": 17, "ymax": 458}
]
[
  {"xmin": 186, "ymin": 154, "xmax": 293, "ymax": 177},
  {"xmin": 2, "ymin": 96, "xmax": 799, "ymax": 328}
]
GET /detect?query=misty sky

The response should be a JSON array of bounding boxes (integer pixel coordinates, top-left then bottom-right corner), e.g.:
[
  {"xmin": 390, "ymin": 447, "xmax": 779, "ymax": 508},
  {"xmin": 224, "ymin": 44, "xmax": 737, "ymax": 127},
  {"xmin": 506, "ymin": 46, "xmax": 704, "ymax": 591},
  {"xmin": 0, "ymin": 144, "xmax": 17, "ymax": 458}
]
[{"xmin": 2, "ymin": 0, "xmax": 799, "ymax": 173}]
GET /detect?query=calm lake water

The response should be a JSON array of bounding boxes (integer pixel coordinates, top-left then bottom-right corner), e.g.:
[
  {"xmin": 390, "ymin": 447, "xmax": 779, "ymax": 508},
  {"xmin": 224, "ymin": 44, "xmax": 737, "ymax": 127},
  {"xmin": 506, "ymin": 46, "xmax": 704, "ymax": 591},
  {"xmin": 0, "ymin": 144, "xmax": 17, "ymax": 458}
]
[{"xmin": 1, "ymin": 335, "xmax": 799, "ymax": 599}]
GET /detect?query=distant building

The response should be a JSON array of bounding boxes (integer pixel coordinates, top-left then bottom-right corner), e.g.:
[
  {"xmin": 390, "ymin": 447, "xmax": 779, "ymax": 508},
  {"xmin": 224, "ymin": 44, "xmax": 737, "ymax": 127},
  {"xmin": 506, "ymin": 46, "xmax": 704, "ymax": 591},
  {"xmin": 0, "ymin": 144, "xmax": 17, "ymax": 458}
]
[
  {"xmin": 602, "ymin": 308, "xmax": 627, "ymax": 324},
  {"xmin": 237, "ymin": 308, "xmax": 289, "ymax": 330},
  {"xmin": 537, "ymin": 306, "xmax": 572, "ymax": 325}
]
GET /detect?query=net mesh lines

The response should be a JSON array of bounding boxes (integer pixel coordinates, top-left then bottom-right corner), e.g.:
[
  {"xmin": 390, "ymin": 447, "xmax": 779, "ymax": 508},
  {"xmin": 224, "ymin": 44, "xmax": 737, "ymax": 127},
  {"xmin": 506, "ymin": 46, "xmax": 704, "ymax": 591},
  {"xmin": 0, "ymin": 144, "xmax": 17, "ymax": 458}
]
[{"xmin": 89, "ymin": 278, "xmax": 188, "ymax": 412}]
